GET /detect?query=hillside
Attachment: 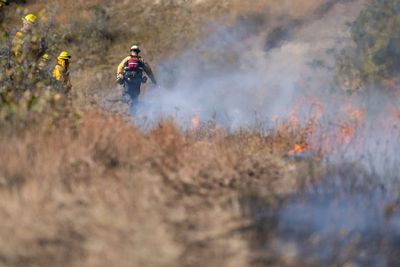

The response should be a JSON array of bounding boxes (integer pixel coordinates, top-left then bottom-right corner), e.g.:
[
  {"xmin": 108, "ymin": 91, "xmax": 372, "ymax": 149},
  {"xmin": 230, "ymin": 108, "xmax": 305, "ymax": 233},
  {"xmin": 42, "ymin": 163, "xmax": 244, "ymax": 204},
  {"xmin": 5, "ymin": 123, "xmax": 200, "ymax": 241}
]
[
  {"xmin": 2, "ymin": 0, "xmax": 400, "ymax": 267},
  {"xmin": 2, "ymin": 0, "xmax": 328, "ymax": 101}
]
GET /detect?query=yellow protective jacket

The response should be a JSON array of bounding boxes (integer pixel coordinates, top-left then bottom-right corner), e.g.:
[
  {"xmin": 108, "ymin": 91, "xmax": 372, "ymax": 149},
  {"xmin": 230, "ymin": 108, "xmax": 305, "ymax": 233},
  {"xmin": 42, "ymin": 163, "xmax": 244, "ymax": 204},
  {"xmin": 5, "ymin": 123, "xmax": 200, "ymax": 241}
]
[
  {"xmin": 53, "ymin": 59, "xmax": 71, "ymax": 90},
  {"xmin": 117, "ymin": 55, "xmax": 157, "ymax": 84},
  {"xmin": 0, "ymin": 5, "xmax": 5, "ymax": 39},
  {"xmin": 11, "ymin": 31, "xmax": 24, "ymax": 57},
  {"xmin": 11, "ymin": 30, "xmax": 43, "ymax": 60}
]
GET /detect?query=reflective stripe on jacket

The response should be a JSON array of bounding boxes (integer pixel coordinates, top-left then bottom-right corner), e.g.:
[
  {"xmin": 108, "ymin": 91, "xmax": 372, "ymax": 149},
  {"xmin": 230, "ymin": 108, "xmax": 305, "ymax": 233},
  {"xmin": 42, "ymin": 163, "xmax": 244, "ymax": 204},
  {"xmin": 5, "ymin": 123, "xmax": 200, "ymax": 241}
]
[{"xmin": 117, "ymin": 55, "xmax": 157, "ymax": 84}]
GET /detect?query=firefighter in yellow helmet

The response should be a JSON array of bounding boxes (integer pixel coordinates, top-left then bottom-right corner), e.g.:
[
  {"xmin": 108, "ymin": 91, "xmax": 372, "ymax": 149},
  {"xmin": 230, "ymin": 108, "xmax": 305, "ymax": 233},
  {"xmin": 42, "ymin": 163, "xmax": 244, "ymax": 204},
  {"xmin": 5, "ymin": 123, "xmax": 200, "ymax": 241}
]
[
  {"xmin": 11, "ymin": 13, "xmax": 47, "ymax": 61},
  {"xmin": 116, "ymin": 45, "xmax": 157, "ymax": 114},
  {"xmin": 12, "ymin": 14, "xmax": 37, "ymax": 57},
  {"xmin": 0, "ymin": 0, "xmax": 9, "ymax": 13},
  {"xmin": 0, "ymin": 0, "xmax": 9, "ymax": 40},
  {"xmin": 53, "ymin": 51, "xmax": 72, "ymax": 93},
  {"xmin": 0, "ymin": 0, "xmax": 8, "ymax": 8}
]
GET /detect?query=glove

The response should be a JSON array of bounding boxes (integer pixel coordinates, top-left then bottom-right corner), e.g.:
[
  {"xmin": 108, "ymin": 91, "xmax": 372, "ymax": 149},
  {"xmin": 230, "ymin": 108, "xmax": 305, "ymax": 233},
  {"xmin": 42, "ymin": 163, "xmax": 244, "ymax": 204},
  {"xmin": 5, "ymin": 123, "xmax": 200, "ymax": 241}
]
[{"xmin": 116, "ymin": 74, "xmax": 124, "ymax": 85}]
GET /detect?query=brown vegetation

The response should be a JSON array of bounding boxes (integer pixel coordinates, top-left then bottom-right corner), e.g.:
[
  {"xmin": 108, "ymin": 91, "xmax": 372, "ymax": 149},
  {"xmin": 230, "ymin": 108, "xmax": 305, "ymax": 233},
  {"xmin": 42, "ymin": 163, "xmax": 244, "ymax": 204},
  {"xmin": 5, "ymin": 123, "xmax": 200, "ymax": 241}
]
[
  {"xmin": 2, "ymin": 0, "xmax": 328, "ymax": 99},
  {"xmin": 0, "ymin": 111, "xmax": 304, "ymax": 267},
  {"xmin": 3, "ymin": 1, "xmax": 395, "ymax": 266}
]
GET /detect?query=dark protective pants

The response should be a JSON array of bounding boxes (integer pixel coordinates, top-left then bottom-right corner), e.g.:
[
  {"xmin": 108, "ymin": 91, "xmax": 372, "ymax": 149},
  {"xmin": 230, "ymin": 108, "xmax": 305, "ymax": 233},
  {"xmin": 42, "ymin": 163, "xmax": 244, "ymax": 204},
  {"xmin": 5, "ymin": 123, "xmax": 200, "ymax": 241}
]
[{"xmin": 123, "ymin": 76, "xmax": 142, "ymax": 115}]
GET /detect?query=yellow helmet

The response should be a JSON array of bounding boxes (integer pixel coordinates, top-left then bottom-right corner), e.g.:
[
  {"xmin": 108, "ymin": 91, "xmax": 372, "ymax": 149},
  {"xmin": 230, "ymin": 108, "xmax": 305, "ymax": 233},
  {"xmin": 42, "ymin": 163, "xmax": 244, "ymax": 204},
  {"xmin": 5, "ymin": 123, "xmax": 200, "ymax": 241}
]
[
  {"xmin": 42, "ymin": 53, "xmax": 49, "ymax": 60},
  {"xmin": 23, "ymin": 13, "xmax": 37, "ymax": 24},
  {"xmin": 57, "ymin": 51, "xmax": 71, "ymax": 60}
]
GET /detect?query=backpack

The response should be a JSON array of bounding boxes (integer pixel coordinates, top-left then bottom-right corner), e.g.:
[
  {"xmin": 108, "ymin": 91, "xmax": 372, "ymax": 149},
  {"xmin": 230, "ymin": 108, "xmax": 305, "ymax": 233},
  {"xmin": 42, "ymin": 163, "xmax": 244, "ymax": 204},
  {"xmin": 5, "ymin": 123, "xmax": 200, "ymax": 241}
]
[{"xmin": 126, "ymin": 56, "xmax": 142, "ymax": 71}]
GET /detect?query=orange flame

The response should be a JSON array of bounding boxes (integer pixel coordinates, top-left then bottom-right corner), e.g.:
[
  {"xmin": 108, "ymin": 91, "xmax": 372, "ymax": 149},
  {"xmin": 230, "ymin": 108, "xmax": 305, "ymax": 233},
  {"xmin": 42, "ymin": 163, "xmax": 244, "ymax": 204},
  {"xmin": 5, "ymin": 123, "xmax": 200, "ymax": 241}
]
[{"xmin": 287, "ymin": 143, "xmax": 309, "ymax": 156}]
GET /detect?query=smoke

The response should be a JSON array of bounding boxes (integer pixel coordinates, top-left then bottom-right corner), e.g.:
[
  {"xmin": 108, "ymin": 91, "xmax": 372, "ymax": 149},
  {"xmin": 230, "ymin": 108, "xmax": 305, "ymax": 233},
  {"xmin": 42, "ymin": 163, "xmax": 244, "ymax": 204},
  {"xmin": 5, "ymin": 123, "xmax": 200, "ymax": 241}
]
[
  {"xmin": 264, "ymin": 0, "xmax": 353, "ymax": 51},
  {"xmin": 137, "ymin": 0, "xmax": 367, "ymax": 130},
  {"xmin": 131, "ymin": 0, "xmax": 400, "ymax": 264},
  {"xmin": 136, "ymin": 0, "xmax": 400, "ymax": 264}
]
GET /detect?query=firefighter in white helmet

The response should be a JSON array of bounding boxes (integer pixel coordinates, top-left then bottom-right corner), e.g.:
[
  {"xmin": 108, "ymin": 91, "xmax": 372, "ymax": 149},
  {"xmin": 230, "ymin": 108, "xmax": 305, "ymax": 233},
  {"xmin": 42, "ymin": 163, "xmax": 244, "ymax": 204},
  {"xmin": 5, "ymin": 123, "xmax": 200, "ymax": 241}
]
[{"xmin": 116, "ymin": 45, "xmax": 157, "ymax": 114}]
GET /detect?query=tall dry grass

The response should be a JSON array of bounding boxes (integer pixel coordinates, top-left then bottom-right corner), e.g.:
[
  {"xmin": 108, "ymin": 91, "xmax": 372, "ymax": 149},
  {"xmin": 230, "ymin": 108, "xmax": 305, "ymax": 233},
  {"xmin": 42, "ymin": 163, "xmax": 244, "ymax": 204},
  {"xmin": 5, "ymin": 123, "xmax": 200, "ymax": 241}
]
[
  {"xmin": 0, "ymin": 1, "xmax": 364, "ymax": 266},
  {"xmin": 0, "ymin": 110, "xmax": 301, "ymax": 267}
]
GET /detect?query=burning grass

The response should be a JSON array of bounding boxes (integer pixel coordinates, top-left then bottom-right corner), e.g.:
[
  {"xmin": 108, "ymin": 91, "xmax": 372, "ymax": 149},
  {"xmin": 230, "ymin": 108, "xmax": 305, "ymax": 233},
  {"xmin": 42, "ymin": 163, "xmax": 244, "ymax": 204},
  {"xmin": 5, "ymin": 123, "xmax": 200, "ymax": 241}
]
[
  {"xmin": 3, "ymin": 0, "xmax": 400, "ymax": 266},
  {"xmin": 2, "ymin": 100, "xmax": 400, "ymax": 266}
]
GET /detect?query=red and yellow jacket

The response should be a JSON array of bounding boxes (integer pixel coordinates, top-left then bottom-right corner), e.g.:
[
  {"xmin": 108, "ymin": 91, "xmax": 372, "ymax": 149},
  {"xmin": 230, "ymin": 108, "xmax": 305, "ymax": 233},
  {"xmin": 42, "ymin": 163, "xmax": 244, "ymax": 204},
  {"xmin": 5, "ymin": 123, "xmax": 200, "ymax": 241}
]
[{"xmin": 117, "ymin": 55, "xmax": 157, "ymax": 84}]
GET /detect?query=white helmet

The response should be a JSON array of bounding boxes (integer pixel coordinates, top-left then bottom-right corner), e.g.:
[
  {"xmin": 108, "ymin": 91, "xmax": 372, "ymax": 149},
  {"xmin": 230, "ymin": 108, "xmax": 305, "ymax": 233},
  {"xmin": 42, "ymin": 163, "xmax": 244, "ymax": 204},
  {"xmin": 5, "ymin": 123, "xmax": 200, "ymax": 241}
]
[{"xmin": 130, "ymin": 45, "xmax": 141, "ymax": 53}]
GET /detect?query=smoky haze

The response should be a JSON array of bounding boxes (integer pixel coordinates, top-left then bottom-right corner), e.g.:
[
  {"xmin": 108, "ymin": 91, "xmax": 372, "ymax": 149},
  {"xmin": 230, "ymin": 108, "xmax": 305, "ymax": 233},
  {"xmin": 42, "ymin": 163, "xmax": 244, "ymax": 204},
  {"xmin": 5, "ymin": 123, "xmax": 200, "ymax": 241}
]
[
  {"xmin": 137, "ymin": 0, "xmax": 368, "ymax": 130},
  {"xmin": 138, "ymin": 2, "xmax": 400, "ymax": 263}
]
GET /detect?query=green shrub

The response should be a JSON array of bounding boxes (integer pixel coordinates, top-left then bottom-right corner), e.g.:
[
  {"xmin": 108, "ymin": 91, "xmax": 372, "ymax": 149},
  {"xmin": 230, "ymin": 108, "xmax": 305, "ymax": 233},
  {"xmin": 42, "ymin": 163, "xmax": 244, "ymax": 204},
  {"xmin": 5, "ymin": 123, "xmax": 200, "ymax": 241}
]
[{"xmin": 336, "ymin": 0, "xmax": 400, "ymax": 90}]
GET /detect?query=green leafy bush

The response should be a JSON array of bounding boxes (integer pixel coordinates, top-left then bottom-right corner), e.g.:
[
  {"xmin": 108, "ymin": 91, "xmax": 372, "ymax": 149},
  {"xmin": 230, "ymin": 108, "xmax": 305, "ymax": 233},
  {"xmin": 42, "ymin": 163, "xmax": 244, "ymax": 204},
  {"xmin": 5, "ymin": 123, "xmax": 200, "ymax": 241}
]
[
  {"xmin": 0, "ymin": 44, "xmax": 80, "ymax": 127},
  {"xmin": 337, "ymin": 0, "xmax": 400, "ymax": 90}
]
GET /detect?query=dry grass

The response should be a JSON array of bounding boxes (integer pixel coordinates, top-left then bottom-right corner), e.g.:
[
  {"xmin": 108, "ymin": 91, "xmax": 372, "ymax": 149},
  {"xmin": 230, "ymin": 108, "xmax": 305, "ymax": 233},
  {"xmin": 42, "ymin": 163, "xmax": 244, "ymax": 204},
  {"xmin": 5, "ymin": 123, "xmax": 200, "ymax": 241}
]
[
  {"xmin": 0, "ymin": 1, "xmax": 377, "ymax": 266},
  {"xmin": 3, "ymin": 0, "xmax": 330, "ymax": 98},
  {"xmin": 0, "ymin": 111, "xmax": 301, "ymax": 267}
]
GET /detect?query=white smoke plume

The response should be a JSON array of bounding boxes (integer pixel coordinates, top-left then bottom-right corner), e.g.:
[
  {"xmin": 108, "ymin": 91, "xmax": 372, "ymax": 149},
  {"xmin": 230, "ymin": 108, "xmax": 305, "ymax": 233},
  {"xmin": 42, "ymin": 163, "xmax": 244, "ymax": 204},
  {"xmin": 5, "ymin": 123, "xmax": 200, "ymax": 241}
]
[
  {"xmin": 134, "ymin": 1, "xmax": 400, "ymax": 264},
  {"xmin": 137, "ymin": 0, "xmax": 368, "ymax": 130}
]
